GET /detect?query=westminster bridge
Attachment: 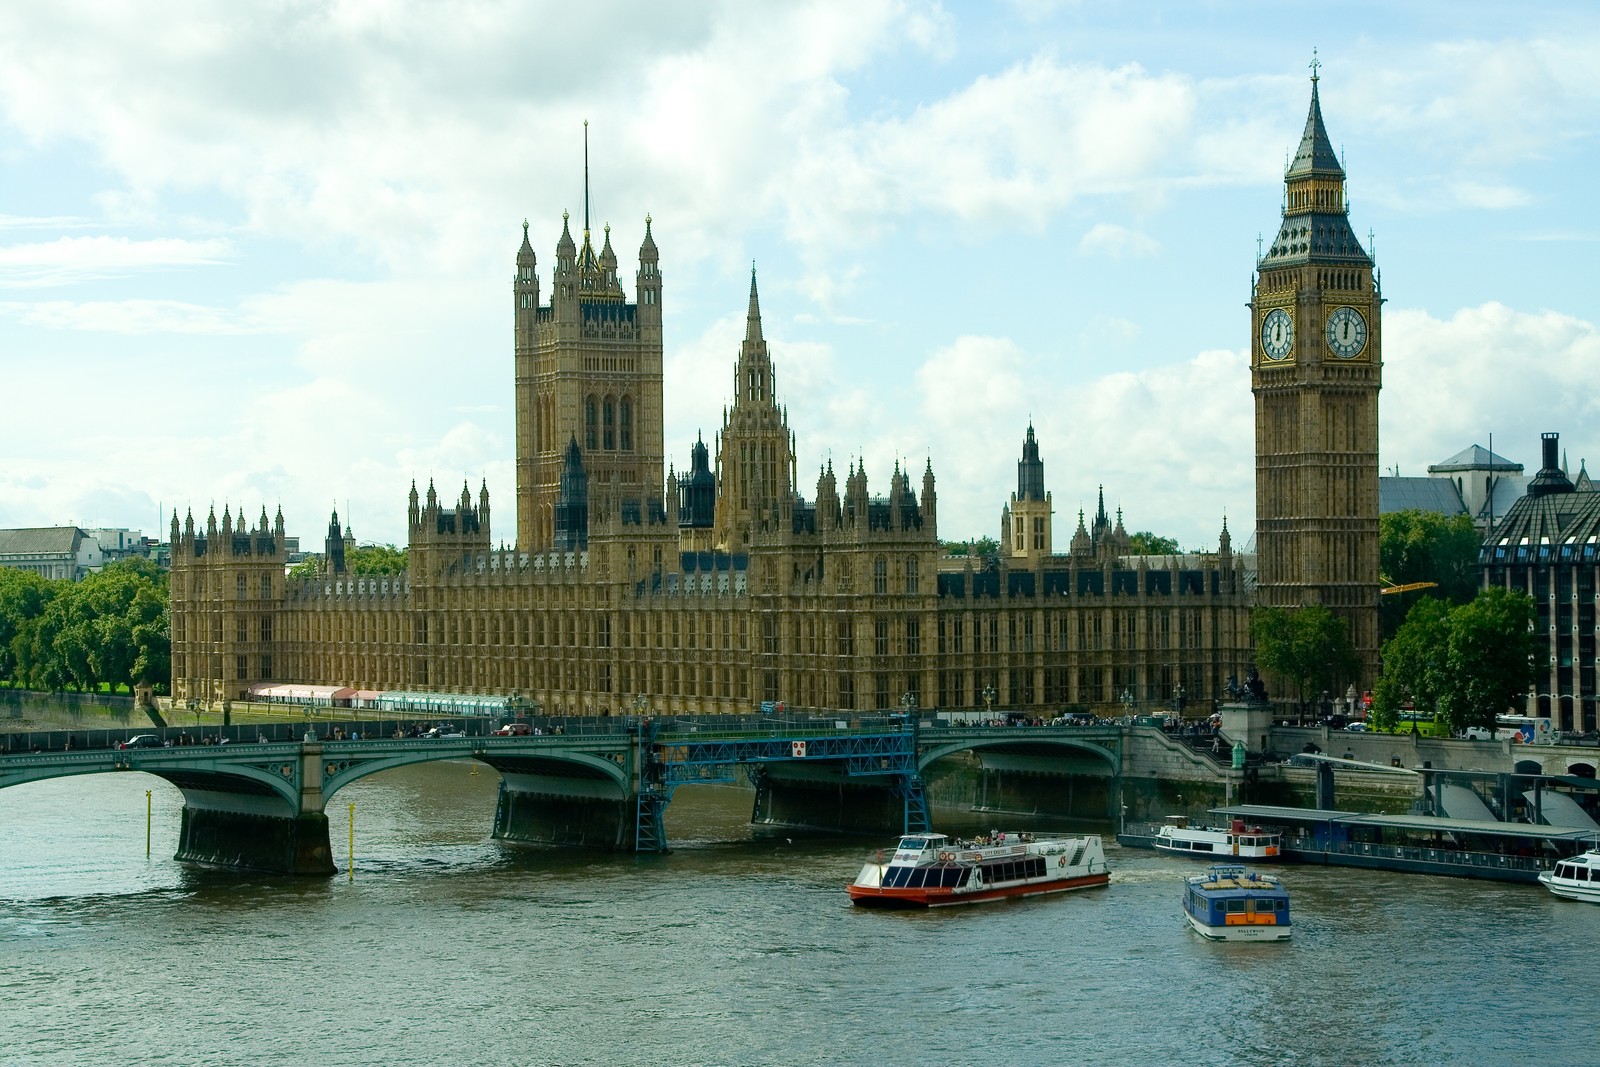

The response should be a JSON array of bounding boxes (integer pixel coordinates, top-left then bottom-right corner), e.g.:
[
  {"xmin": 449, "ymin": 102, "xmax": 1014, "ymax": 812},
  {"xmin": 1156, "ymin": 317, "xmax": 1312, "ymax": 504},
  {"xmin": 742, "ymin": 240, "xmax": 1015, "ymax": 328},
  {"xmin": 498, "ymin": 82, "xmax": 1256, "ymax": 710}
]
[{"xmin": 0, "ymin": 715, "xmax": 1229, "ymax": 875}]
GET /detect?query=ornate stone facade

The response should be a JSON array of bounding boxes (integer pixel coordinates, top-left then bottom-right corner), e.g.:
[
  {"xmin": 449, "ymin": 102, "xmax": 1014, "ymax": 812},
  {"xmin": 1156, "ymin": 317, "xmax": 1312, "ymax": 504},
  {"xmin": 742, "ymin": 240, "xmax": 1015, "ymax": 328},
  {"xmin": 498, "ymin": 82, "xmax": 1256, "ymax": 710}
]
[
  {"xmin": 1251, "ymin": 68, "xmax": 1382, "ymax": 679},
  {"xmin": 173, "ymin": 85, "xmax": 1398, "ymax": 715}
]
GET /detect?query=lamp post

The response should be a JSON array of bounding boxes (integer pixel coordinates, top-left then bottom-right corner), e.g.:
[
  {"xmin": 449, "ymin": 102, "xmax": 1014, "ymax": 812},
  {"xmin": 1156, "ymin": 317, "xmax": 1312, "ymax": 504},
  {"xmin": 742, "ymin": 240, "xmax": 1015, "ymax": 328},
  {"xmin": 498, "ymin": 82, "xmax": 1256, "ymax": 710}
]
[
  {"xmin": 1122, "ymin": 688, "xmax": 1134, "ymax": 718},
  {"xmin": 983, "ymin": 685, "xmax": 996, "ymax": 721}
]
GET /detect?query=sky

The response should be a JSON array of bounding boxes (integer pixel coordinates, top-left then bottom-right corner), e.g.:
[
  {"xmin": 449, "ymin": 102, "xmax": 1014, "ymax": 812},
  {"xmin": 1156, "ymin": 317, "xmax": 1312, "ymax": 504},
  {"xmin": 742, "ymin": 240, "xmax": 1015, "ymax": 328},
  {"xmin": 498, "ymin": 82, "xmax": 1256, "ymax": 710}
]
[{"xmin": 2, "ymin": 0, "xmax": 1597, "ymax": 553}]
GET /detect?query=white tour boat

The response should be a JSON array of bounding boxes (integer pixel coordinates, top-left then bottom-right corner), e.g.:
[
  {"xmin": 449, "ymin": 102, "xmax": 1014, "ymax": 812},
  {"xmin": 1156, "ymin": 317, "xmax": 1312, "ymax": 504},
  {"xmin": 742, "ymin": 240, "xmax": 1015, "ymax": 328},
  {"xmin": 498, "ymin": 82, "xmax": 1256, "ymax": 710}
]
[
  {"xmin": 1183, "ymin": 864, "xmax": 1292, "ymax": 942},
  {"xmin": 848, "ymin": 831, "xmax": 1109, "ymax": 908},
  {"xmin": 1154, "ymin": 816, "xmax": 1282, "ymax": 860},
  {"xmin": 1538, "ymin": 849, "xmax": 1600, "ymax": 904}
]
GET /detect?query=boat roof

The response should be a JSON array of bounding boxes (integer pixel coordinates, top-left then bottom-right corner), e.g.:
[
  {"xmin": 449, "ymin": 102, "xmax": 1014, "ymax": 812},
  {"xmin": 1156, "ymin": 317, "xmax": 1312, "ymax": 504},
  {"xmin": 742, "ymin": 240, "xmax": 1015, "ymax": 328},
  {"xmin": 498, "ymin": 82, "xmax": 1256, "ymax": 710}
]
[
  {"xmin": 1190, "ymin": 871, "xmax": 1285, "ymax": 892},
  {"xmin": 1212, "ymin": 805, "xmax": 1600, "ymax": 842}
]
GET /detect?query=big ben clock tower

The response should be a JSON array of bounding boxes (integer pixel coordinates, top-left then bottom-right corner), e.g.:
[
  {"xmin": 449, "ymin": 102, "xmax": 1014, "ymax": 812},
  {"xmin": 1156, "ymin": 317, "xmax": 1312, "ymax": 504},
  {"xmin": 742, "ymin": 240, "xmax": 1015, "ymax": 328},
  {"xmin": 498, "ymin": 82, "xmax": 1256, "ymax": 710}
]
[{"xmin": 1252, "ymin": 59, "xmax": 1382, "ymax": 679}]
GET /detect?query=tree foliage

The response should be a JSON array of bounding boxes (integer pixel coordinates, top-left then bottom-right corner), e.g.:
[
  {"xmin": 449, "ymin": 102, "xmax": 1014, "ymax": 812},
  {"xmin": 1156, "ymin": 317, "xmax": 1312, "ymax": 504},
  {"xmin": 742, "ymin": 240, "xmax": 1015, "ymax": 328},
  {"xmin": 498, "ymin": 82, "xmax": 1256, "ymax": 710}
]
[
  {"xmin": 290, "ymin": 544, "xmax": 409, "ymax": 578},
  {"xmin": 0, "ymin": 559, "xmax": 169, "ymax": 693},
  {"xmin": 1128, "ymin": 531, "xmax": 1180, "ymax": 555},
  {"xmin": 1374, "ymin": 586, "xmax": 1536, "ymax": 734},
  {"xmin": 1251, "ymin": 604, "xmax": 1361, "ymax": 709},
  {"xmin": 349, "ymin": 544, "xmax": 408, "ymax": 575},
  {"xmin": 1379, "ymin": 509, "xmax": 1482, "ymax": 638},
  {"xmin": 942, "ymin": 536, "xmax": 999, "ymax": 559},
  {"xmin": 1370, "ymin": 597, "xmax": 1450, "ymax": 731}
]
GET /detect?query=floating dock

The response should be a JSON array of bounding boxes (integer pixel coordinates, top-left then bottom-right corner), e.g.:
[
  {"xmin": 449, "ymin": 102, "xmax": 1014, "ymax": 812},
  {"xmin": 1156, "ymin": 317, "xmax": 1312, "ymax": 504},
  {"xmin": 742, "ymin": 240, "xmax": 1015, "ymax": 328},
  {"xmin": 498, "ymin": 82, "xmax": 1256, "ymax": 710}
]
[{"xmin": 1187, "ymin": 804, "xmax": 1598, "ymax": 884}]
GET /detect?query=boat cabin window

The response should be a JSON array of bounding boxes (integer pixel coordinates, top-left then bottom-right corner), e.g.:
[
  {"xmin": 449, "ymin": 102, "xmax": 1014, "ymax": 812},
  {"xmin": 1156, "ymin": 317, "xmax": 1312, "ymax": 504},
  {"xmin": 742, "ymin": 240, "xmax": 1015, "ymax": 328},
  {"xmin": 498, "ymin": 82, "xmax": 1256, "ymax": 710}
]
[
  {"xmin": 898, "ymin": 837, "xmax": 930, "ymax": 851},
  {"xmin": 1226, "ymin": 900, "xmax": 1246, "ymax": 913}
]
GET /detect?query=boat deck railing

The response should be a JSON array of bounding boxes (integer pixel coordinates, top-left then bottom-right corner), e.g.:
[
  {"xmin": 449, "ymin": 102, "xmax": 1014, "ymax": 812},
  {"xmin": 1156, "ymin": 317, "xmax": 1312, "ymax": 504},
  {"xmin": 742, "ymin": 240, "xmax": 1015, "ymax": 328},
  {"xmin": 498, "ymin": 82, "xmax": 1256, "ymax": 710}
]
[{"xmin": 1299, "ymin": 839, "xmax": 1547, "ymax": 876}]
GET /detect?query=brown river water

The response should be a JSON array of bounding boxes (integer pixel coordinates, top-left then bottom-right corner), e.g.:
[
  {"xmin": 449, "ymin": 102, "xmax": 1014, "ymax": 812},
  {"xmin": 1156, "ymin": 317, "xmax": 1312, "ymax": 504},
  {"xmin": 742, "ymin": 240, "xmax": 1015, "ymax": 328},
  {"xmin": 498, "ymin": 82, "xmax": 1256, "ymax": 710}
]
[{"xmin": 2, "ymin": 754, "xmax": 1597, "ymax": 1066}]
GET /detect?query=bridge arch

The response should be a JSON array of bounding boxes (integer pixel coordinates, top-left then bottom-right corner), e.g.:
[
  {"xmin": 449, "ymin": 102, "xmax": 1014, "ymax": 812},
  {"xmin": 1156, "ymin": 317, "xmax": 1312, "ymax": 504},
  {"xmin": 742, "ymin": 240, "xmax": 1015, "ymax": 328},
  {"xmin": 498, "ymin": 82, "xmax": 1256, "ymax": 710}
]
[
  {"xmin": 319, "ymin": 747, "xmax": 630, "ymax": 801},
  {"xmin": 917, "ymin": 737, "xmax": 1120, "ymax": 776},
  {"xmin": 0, "ymin": 752, "xmax": 303, "ymax": 812}
]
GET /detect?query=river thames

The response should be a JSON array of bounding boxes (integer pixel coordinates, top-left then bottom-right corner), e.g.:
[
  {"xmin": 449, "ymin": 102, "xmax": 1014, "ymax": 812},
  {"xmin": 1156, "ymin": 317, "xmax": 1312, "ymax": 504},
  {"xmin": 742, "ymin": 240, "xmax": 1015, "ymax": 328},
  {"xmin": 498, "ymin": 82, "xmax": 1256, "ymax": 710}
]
[{"xmin": 2, "ymin": 760, "xmax": 1596, "ymax": 1066}]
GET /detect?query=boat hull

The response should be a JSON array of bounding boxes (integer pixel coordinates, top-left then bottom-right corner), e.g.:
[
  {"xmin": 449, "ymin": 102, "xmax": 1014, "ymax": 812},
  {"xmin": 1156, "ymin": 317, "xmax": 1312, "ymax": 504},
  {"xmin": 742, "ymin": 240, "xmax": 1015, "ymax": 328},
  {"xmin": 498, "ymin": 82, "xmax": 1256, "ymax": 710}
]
[
  {"xmin": 848, "ymin": 870, "xmax": 1109, "ymax": 909},
  {"xmin": 1538, "ymin": 872, "xmax": 1600, "ymax": 904},
  {"xmin": 1184, "ymin": 911, "xmax": 1291, "ymax": 941},
  {"xmin": 1152, "ymin": 825, "xmax": 1282, "ymax": 861}
]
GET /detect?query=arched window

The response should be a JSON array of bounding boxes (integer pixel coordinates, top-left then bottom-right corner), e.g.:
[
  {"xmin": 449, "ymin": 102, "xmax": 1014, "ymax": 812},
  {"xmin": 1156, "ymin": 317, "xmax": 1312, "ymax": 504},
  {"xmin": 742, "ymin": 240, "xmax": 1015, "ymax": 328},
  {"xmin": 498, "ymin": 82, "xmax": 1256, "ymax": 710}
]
[
  {"xmin": 620, "ymin": 397, "xmax": 633, "ymax": 451},
  {"xmin": 906, "ymin": 557, "xmax": 919, "ymax": 595},
  {"xmin": 603, "ymin": 397, "xmax": 616, "ymax": 450},
  {"xmin": 585, "ymin": 397, "xmax": 598, "ymax": 451},
  {"xmin": 873, "ymin": 556, "xmax": 888, "ymax": 596}
]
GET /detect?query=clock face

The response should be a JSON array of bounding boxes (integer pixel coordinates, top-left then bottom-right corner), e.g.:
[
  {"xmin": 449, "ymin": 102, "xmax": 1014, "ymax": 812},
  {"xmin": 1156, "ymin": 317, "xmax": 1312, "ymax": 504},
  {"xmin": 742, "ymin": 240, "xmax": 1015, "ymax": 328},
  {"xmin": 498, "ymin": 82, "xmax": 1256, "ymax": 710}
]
[
  {"xmin": 1325, "ymin": 306, "xmax": 1367, "ymax": 358},
  {"xmin": 1261, "ymin": 308, "xmax": 1293, "ymax": 361}
]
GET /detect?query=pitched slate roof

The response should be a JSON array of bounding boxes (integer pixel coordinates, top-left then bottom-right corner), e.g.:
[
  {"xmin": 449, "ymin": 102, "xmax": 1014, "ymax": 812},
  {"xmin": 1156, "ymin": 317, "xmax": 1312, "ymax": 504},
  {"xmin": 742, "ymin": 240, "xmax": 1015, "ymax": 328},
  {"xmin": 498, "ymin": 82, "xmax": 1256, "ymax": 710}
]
[
  {"xmin": 1428, "ymin": 444, "xmax": 1523, "ymax": 474},
  {"xmin": 0, "ymin": 526, "xmax": 83, "ymax": 557},
  {"xmin": 1378, "ymin": 477, "xmax": 1466, "ymax": 516}
]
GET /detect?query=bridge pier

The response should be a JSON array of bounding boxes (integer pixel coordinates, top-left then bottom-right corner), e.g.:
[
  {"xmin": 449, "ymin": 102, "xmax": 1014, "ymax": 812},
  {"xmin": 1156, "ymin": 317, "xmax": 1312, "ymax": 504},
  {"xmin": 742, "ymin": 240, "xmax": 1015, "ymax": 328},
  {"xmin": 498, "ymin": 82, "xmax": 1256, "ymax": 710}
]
[
  {"xmin": 177, "ymin": 807, "xmax": 335, "ymax": 876},
  {"xmin": 749, "ymin": 765, "xmax": 907, "ymax": 836},
  {"xmin": 492, "ymin": 772, "xmax": 632, "ymax": 849}
]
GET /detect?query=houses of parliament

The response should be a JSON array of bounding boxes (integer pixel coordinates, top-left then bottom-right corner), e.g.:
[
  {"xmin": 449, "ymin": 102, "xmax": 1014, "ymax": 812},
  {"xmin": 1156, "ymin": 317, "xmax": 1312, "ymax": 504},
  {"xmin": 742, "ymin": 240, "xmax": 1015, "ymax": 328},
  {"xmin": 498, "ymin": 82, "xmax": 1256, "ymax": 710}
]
[{"xmin": 169, "ymin": 73, "xmax": 1381, "ymax": 717}]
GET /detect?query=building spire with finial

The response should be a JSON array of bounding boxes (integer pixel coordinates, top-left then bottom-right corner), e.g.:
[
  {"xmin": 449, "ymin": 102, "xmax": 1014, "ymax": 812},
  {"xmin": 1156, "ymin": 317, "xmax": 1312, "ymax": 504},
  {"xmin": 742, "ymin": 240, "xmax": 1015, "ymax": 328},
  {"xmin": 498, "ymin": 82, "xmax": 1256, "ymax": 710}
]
[{"xmin": 583, "ymin": 119, "xmax": 591, "ymax": 237}]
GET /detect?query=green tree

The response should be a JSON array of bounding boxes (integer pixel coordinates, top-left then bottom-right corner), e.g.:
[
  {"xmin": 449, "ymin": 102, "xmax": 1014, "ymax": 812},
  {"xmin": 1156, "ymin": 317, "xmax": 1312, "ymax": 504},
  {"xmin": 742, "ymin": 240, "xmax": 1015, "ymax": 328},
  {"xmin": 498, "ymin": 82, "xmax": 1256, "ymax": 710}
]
[
  {"xmin": 942, "ymin": 537, "xmax": 999, "ymax": 559},
  {"xmin": 348, "ymin": 544, "xmax": 408, "ymax": 575},
  {"xmin": 1373, "ymin": 586, "xmax": 1536, "ymax": 735},
  {"xmin": 0, "ymin": 567, "xmax": 53, "ymax": 682},
  {"xmin": 1440, "ymin": 587, "xmax": 1536, "ymax": 733},
  {"xmin": 1379, "ymin": 509, "xmax": 1482, "ymax": 638},
  {"xmin": 289, "ymin": 544, "xmax": 409, "ymax": 578},
  {"xmin": 1371, "ymin": 597, "xmax": 1451, "ymax": 731},
  {"xmin": 1128, "ymin": 531, "xmax": 1180, "ymax": 555},
  {"xmin": 1251, "ymin": 604, "xmax": 1360, "ymax": 710},
  {"xmin": 3, "ymin": 559, "xmax": 169, "ymax": 693}
]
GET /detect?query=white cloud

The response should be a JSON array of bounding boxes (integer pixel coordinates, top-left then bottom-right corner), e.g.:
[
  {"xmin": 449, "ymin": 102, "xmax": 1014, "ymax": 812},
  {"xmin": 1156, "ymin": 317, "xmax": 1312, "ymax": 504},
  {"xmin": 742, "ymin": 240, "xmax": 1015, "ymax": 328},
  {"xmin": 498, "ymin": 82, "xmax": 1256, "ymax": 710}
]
[
  {"xmin": 910, "ymin": 334, "xmax": 1251, "ymax": 547},
  {"xmin": 1450, "ymin": 181, "xmax": 1532, "ymax": 210},
  {"xmin": 1381, "ymin": 302, "xmax": 1600, "ymax": 478},
  {"xmin": 0, "ymin": 298, "xmax": 252, "ymax": 334},
  {"xmin": 1078, "ymin": 222, "xmax": 1159, "ymax": 259},
  {"xmin": 0, "ymin": 236, "xmax": 232, "ymax": 286},
  {"xmin": 785, "ymin": 59, "xmax": 1196, "ymax": 245},
  {"xmin": 1353, "ymin": 38, "xmax": 1600, "ymax": 166}
]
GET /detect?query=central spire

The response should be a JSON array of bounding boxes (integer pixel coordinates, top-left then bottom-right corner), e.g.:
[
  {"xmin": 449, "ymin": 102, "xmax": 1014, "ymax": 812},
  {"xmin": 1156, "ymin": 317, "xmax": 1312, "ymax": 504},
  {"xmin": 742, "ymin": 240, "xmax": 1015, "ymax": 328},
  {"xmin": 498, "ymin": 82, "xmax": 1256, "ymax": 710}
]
[
  {"xmin": 1287, "ymin": 53, "xmax": 1342, "ymax": 180},
  {"xmin": 745, "ymin": 262, "xmax": 763, "ymax": 343},
  {"xmin": 583, "ymin": 119, "xmax": 591, "ymax": 236}
]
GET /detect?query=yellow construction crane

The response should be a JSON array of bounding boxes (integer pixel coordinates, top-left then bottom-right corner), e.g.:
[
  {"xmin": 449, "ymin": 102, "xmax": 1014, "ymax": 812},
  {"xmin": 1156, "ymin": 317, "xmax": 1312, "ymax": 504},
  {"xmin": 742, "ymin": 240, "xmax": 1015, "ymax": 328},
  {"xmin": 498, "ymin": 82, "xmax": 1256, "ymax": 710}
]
[{"xmin": 1381, "ymin": 581, "xmax": 1439, "ymax": 595}]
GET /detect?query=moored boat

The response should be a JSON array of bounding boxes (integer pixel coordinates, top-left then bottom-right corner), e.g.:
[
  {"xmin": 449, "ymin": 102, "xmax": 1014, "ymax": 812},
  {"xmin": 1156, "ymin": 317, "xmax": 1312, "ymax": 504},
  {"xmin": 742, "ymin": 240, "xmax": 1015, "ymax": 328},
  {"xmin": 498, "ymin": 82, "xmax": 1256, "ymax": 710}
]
[
  {"xmin": 848, "ymin": 831, "xmax": 1109, "ymax": 908},
  {"xmin": 1538, "ymin": 849, "xmax": 1600, "ymax": 903},
  {"xmin": 1154, "ymin": 816, "xmax": 1282, "ymax": 860},
  {"xmin": 1182, "ymin": 864, "xmax": 1292, "ymax": 941}
]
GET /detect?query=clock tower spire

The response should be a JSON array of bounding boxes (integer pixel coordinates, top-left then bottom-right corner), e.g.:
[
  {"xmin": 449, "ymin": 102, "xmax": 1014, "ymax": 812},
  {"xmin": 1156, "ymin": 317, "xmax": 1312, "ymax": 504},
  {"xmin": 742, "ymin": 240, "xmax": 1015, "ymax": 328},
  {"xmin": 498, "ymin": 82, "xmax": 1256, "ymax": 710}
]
[{"xmin": 1251, "ymin": 60, "xmax": 1382, "ymax": 682}]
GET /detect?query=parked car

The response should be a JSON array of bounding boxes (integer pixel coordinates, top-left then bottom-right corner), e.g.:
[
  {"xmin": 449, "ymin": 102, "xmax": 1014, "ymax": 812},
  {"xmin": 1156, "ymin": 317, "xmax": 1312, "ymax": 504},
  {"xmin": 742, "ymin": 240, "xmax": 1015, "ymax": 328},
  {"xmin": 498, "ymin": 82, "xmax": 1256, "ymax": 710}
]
[
  {"xmin": 120, "ymin": 734, "xmax": 166, "ymax": 749},
  {"xmin": 1343, "ymin": 722, "xmax": 1368, "ymax": 733}
]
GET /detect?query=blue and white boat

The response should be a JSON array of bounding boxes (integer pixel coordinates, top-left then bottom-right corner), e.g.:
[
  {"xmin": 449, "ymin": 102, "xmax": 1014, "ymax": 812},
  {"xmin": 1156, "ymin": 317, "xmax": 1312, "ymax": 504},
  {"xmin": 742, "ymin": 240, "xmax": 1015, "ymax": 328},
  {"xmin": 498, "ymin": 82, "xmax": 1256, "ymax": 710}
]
[{"xmin": 1182, "ymin": 864, "xmax": 1292, "ymax": 942}]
